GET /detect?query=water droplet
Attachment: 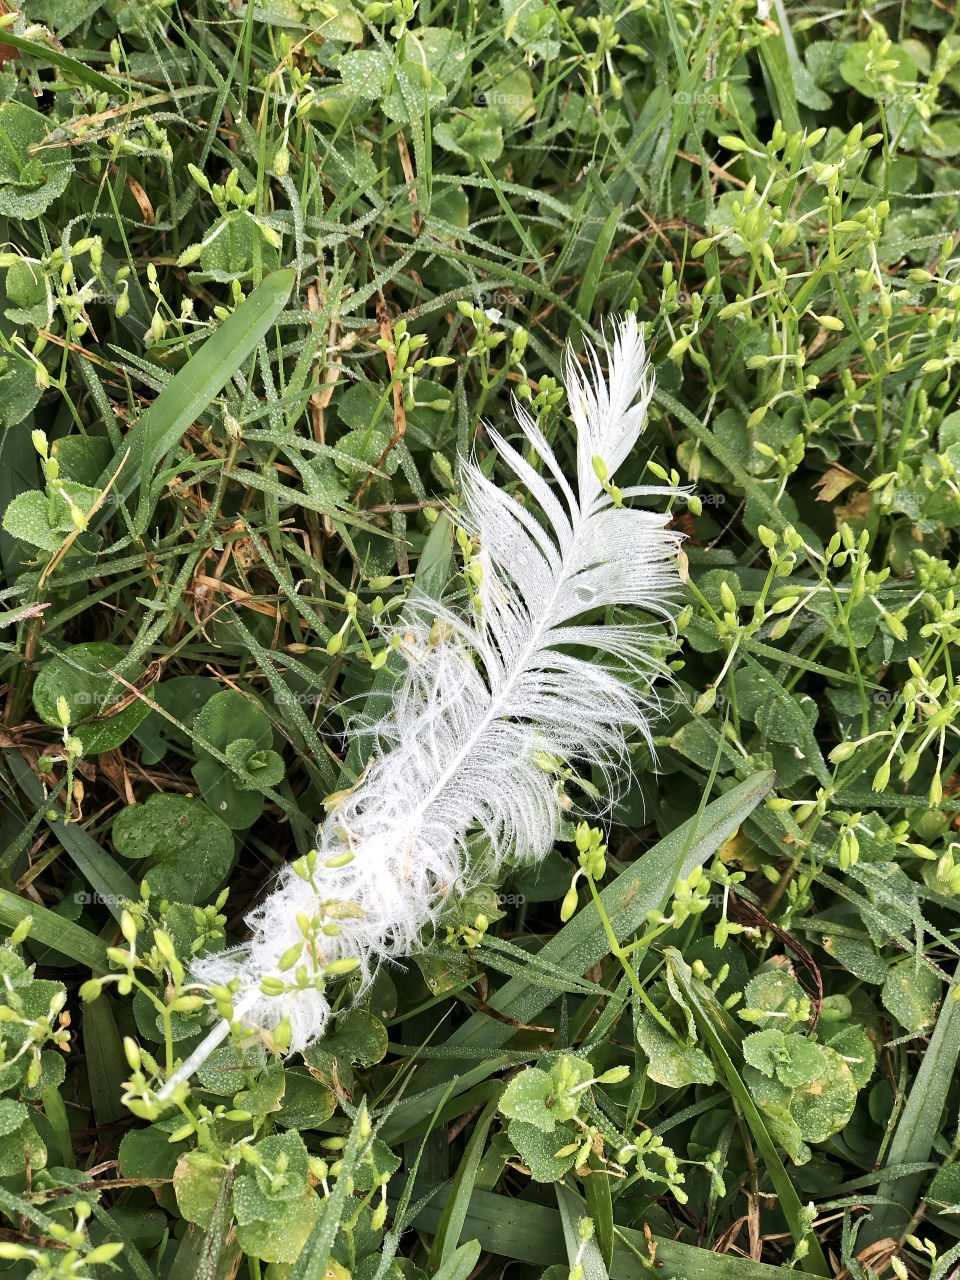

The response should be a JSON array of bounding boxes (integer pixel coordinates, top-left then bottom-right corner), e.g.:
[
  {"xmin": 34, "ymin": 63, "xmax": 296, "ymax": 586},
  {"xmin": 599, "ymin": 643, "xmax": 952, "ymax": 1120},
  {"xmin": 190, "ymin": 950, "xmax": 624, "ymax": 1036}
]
[{"xmin": 574, "ymin": 584, "xmax": 596, "ymax": 605}]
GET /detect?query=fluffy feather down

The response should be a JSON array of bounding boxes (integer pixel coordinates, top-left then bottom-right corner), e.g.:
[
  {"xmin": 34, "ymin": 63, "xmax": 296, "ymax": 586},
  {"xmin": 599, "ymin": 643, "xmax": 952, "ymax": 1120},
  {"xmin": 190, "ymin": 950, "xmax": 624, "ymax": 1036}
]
[{"xmin": 182, "ymin": 313, "xmax": 681, "ymax": 1081}]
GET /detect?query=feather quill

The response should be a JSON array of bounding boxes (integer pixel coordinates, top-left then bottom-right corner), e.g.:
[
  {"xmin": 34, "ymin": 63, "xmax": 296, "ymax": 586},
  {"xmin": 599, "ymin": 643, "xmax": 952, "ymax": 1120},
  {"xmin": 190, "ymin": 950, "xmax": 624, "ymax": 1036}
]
[{"xmin": 159, "ymin": 313, "xmax": 682, "ymax": 1098}]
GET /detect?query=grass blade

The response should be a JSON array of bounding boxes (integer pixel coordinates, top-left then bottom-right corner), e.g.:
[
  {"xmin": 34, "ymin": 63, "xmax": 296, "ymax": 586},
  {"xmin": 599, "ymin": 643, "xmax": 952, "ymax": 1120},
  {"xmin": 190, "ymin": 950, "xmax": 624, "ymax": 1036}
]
[
  {"xmin": 582, "ymin": 1154, "xmax": 615, "ymax": 1270},
  {"xmin": 4, "ymin": 749, "xmax": 139, "ymax": 915},
  {"xmin": 664, "ymin": 949, "xmax": 829, "ymax": 1276},
  {"xmin": 83, "ymin": 993, "xmax": 128, "ymax": 1126},
  {"xmin": 863, "ymin": 966, "xmax": 960, "ymax": 1245},
  {"xmin": 0, "ymin": 30, "xmax": 126, "ymax": 93},
  {"xmin": 431, "ymin": 1241, "xmax": 482, "ymax": 1280},
  {"xmin": 571, "ymin": 205, "xmax": 622, "ymax": 343},
  {"xmin": 557, "ymin": 1184, "xmax": 609, "ymax": 1280},
  {"xmin": 400, "ymin": 1182, "xmax": 830, "ymax": 1280},
  {"xmin": 427, "ymin": 1096, "xmax": 500, "ymax": 1270},
  {"xmin": 0, "ymin": 889, "xmax": 110, "ymax": 969},
  {"xmin": 760, "ymin": 0, "xmax": 802, "ymax": 134},
  {"xmin": 287, "ymin": 1099, "xmax": 370, "ymax": 1280},
  {"xmin": 93, "ymin": 268, "xmax": 296, "ymax": 524}
]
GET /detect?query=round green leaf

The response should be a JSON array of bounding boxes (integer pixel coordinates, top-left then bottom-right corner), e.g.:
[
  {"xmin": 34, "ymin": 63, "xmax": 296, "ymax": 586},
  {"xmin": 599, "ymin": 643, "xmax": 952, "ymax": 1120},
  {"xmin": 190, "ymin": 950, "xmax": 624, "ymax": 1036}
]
[
  {"xmin": 193, "ymin": 689, "xmax": 272, "ymax": 752},
  {"xmin": 3, "ymin": 490, "xmax": 62, "ymax": 552},
  {"xmin": 4, "ymin": 482, "xmax": 103, "ymax": 552},
  {"xmin": 324, "ymin": 1007, "xmax": 388, "ymax": 1067},
  {"xmin": 481, "ymin": 68, "xmax": 534, "ymax": 125},
  {"xmin": 33, "ymin": 641, "xmax": 149, "ymax": 754},
  {"xmin": 276, "ymin": 1070, "xmax": 337, "ymax": 1129},
  {"xmin": 840, "ymin": 40, "xmax": 919, "ymax": 99},
  {"xmin": 134, "ymin": 674, "xmax": 221, "ymax": 766},
  {"xmin": 252, "ymin": 1132, "xmax": 310, "ymax": 1202},
  {"xmin": 882, "ymin": 959, "xmax": 941, "ymax": 1033},
  {"xmin": 0, "ymin": 1097, "xmax": 27, "ymax": 1137},
  {"xmin": 5, "ymin": 258, "xmax": 46, "ymax": 309},
  {"xmin": 434, "ymin": 110, "xmax": 504, "ymax": 165},
  {"xmin": 789, "ymin": 1045, "xmax": 858, "ymax": 1144},
  {"xmin": 827, "ymin": 1025, "xmax": 876, "ymax": 1089},
  {"xmin": 51, "ymin": 435, "xmax": 113, "ymax": 486},
  {"xmin": 192, "ymin": 690, "xmax": 275, "ymax": 829},
  {"xmin": 224, "ymin": 738, "xmax": 285, "ymax": 790},
  {"xmin": 501, "ymin": 0, "xmax": 560, "ymax": 60},
  {"xmin": 337, "ymin": 49, "xmax": 392, "ymax": 99},
  {"xmin": 0, "ymin": 102, "xmax": 74, "ymax": 219},
  {"xmin": 21, "ymin": 1048, "xmax": 66, "ymax": 1099},
  {"xmin": 112, "ymin": 793, "xmax": 234, "ymax": 903},
  {"xmin": 333, "ymin": 426, "xmax": 401, "ymax": 479},
  {"xmin": 119, "ymin": 1124, "xmax": 190, "ymax": 1180},
  {"xmin": 499, "ymin": 1067, "xmax": 556, "ymax": 1131},
  {"xmin": 823, "ymin": 934, "xmax": 887, "ymax": 985},
  {"xmin": 192, "ymin": 757, "xmax": 267, "ymax": 829},
  {"xmin": 637, "ymin": 1013, "xmax": 716, "ymax": 1088},
  {"xmin": 507, "ymin": 1119, "xmax": 577, "ymax": 1183},
  {"xmin": 173, "ymin": 1149, "xmax": 224, "ymax": 1228},
  {"xmin": 195, "ymin": 1038, "xmax": 267, "ymax": 1095},
  {"xmin": 415, "ymin": 27, "xmax": 467, "ymax": 79},
  {"xmin": 234, "ymin": 1064, "xmax": 285, "ymax": 1116},
  {"xmin": 776, "ymin": 1037, "xmax": 828, "ymax": 1089},
  {"xmin": 743, "ymin": 1030, "xmax": 826, "ymax": 1088},
  {"xmin": 0, "ymin": 356, "xmax": 42, "ymax": 429},
  {"xmin": 742, "ymin": 966, "xmax": 808, "ymax": 1030},
  {"xmin": 234, "ymin": 1173, "xmax": 288, "ymax": 1226},
  {"xmin": 0, "ymin": 1119, "xmax": 46, "ymax": 1175},
  {"xmin": 235, "ymin": 1190, "xmax": 321, "ymax": 1264},
  {"xmin": 924, "ymin": 119, "xmax": 960, "ymax": 158}
]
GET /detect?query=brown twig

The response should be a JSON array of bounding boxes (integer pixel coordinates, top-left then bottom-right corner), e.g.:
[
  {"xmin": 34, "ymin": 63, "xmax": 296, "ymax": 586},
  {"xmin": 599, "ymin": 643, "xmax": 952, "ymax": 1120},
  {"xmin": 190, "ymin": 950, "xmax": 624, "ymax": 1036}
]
[{"xmin": 353, "ymin": 299, "xmax": 407, "ymax": 504}]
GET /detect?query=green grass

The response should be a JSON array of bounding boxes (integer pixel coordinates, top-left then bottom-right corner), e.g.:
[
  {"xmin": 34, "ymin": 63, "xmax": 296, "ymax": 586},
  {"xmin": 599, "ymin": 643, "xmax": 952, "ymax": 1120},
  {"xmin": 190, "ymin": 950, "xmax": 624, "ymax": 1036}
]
[{"xmin": 2, "ymin": 1, "xmax": 960, "ymax": 1278}]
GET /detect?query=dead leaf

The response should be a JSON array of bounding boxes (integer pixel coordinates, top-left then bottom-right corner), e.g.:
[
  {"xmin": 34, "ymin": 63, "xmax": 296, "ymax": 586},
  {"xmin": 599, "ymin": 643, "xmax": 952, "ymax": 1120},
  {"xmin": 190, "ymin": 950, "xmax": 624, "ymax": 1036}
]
[
  {"xmin": 717, "ymin": 829, "xmax": 762, "ymax": 871},
  {"xmin": 396, "ymin": 129, "xmax": 420, "ymax": 234},
  {"xmin": 231, "ymin": 537, "xmax": 261, "ymax": 570},
  {"xmin": 193, "ymin": 575, "xmax": 281, "ymax": 619},
  {"xmin": 0, "ymin": 0, "xmax": 18, "ymax": 66},
  {"xmin": 109, "ymin": 163, "xmax": 155, "ymax": 226},
  {"xmin": 834, "ymin": 488, "xmax": 873, "ymax": 528},
  {"xmin": 812, "ymin": 466, "xmax": 858, "ymax": 503}
]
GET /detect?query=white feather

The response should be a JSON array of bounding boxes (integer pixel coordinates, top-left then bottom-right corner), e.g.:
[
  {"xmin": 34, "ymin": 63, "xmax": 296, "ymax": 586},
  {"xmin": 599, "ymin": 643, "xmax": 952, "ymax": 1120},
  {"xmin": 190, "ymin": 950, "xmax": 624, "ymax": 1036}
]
[{"xmin": 163, "ymin": 314, "xmax": 681, "ymax": 1097}]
